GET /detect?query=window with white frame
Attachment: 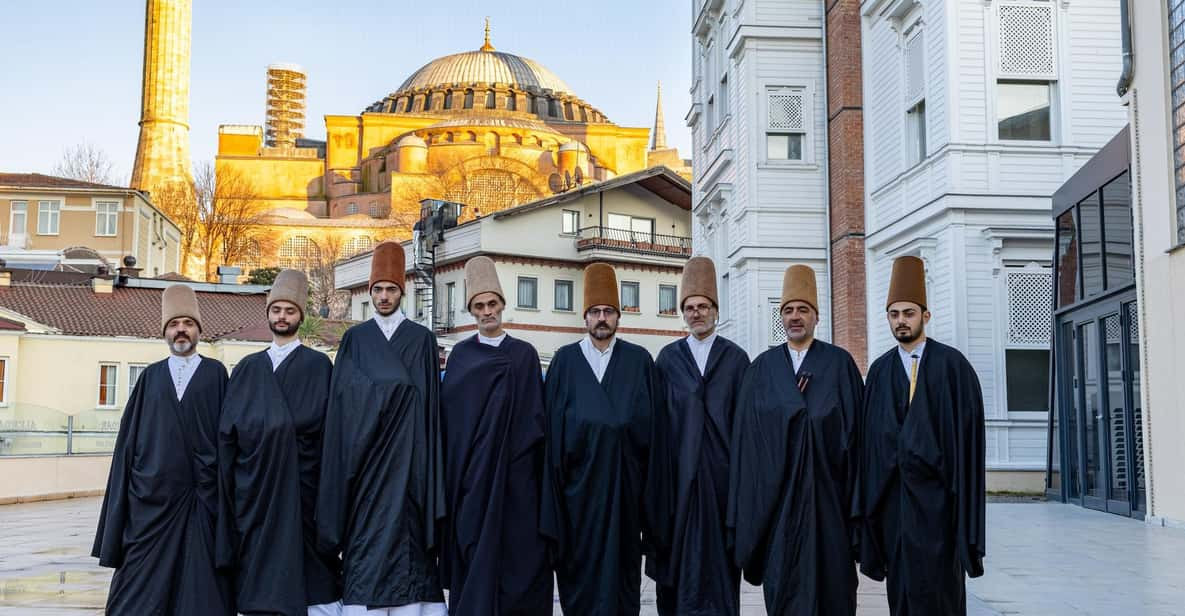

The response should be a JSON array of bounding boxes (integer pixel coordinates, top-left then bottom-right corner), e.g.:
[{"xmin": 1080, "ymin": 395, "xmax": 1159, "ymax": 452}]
[
  {"xmin": 766, "ymin": 87, "xmax": 806, "ymax": 162},
  {"xmin": 705, "ymin": 38, "xmax": 718, "ymax": 133},
  {"xmin": 554, "ymin": 280, "xmax": 574, "ymax": 312},
  {"xmin": 607, "ymin": 213, "xmax": 655, "ymax": 243},
  {"xmin": 128, "ymin": 364, "xmax": 147, "ymax": 395},
  {"xmin": 445, "ymin": 282, "xmax": 456, "ymax": 322},
  {"xmin": 9, "ymin": 201, "xmax": 27, "ymax": 238},
  {"xmin": 98, "ymin": 363, "xmax": 119, "ymax": 408},
  {"xmin": 659, "ymin": 284, "xmax": 678, "ymax": 315},
  {"xmin": 517, "ymin": 276, "xmax": 538, "ymax": 309},
  {"xmin": 1004, "ymin": 265, "xmax": 1053, "ymax": 413},
  {"xmin": 904, "ymin": 28, "xmax": 927, "ymax": 166},
  {"xmin": 95, "ymin": 201, "xmax": 119, "ymax": 236},
  {"xmin": 361, "ymin": 300, "xmax": 371, "ymax": 319},
  {"xmin": 621, "ymin": 281, "xmax": 641, "ymax": 313},
  {"xmin": 0, "ymin": 358, "xmax": 8, "ymax": 405},
  {"xmin": 37, "ymin": 200, "xmax": 61, "ymax": 235},
  {"xmin": 562, "ymin": 209, "xmax": 581, "ymax": 235},
  {"xmin": 996, "ymin": 1, "xmax": 1056, "ymax": 141}
]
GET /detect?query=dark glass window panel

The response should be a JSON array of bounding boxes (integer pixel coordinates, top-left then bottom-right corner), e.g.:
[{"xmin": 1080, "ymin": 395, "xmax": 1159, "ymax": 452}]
[
  {"xmin": 1125, "ymin": 302, "xmax": 1145, "ymax": 510},
  {"xmin": 1102, "ymin": 314, "xmax": 1129, "ymax": 502},
  {"xmin": 1056, "ymin": 210, "xmax": 1079, "ymax": 306},
  {"xmin": 1102, "ymin": 172, "xmax": 1135, "ymax": 289},
  {"xmin": 1080, "ymin": 321, "xmax": 1105, "ymax": 498},
  {"xmin": 1063, "ymin": 321, "xmax": 1080, "ymax": 498},
  {"xmin": 1006, "ymin": 349, "xmax": 1050, "ymax": 413},
  {"xmin": 998, "ymin": 82, "xmax": 1051, "ymax": 141},
  {"xmin": 1079, "ymin": 194, "xmax": 1104, "ymax": 297}
]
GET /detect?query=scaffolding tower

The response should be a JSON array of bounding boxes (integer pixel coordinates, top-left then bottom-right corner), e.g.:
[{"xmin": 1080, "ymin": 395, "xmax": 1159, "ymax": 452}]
[{"xmin": 265, "ymin": 63, "xmax": 307, "ymax": 148}]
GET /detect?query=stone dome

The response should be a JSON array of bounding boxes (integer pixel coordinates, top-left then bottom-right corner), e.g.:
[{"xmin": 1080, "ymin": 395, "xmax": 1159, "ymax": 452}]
[
  {"xmin": 396, "ymin": 134, "xmax": 427, "ymax": 148},
  {"xmin": 398, "ymin": 49, "xmax": 573, "ymax": 96}
]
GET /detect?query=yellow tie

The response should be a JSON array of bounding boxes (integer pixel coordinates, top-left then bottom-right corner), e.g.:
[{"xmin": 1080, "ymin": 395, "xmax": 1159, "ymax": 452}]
[{"xmin": 908, "ymin": 355, "xmax": 919, "ymax": 403}]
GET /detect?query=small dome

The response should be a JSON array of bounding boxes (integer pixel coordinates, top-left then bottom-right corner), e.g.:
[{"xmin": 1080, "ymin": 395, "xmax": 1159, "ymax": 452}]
[
  {"xmin": 397, "ymin": 134, "xmax": 427, "ymax": 148},
  {"xmin": 558, "ymin": 141, "xmax": 588, "ymax": 152}
]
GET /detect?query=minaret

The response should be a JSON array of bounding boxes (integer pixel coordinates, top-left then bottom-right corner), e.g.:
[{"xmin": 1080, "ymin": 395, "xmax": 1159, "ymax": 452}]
[
  {"xmin": 130, "ymin": 0, "xmax": 193, "ymax": 193},
  {"xmin": 651, "ymin": 81, "xmax": 668, "ymax": 150}
]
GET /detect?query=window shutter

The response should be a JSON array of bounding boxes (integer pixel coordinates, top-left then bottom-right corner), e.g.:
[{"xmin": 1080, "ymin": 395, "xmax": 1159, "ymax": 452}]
[
  {"xmin": 767, "ymin": 88, "xmax": 805, "ymax": 131},
  {"xmin": 997, "ymin": 2, "xmax": 1057, "ymax": 79},
  {"xmin": 1006, "ymin": 267, "xmax": 1053, "ymax": 345},
  {"xmin": 905, "ymin": 31, "xmax": 926, "ymax": 105},
  {"xmin": 769, "ymin": 299, "xmax": 787, "ymax": 345}
]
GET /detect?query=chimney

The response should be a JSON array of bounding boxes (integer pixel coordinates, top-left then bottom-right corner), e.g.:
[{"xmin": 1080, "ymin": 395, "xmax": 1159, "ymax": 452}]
[
  {"xmin": 93, "ymin": 277, "xmax": 114, "ymax": 294},
  {"xmin": 0, "ymin": 259, "xmax": 9, "ymax": 287},
  {"xmin": 217, "ymin": 265, "xmax": 242, "ymax": 284}
]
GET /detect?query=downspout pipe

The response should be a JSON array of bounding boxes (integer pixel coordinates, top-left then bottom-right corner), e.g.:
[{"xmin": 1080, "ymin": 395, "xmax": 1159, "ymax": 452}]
[{"xmin": 1117, "ymin": 0, "xmax": 1134, "ymax": 97}]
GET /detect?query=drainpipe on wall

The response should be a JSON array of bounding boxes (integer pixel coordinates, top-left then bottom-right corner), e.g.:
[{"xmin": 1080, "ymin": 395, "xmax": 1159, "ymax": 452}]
[{"xmin": 1117, "ymin": 0, "xmax": 1134, "ymax": 97}]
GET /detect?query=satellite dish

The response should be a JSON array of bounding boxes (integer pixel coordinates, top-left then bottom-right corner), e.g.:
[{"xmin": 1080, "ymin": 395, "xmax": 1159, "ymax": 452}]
[
  {"xmin": 548, "ymin": 173, "xmax": 563, "ymax": 193},
  {"xmin": 574, "ymin": 166, "xmax": 584, "ymax": 185},
  {"xmin": 564, "ymin": 170, "xmax": 573, "ymax": 189}
]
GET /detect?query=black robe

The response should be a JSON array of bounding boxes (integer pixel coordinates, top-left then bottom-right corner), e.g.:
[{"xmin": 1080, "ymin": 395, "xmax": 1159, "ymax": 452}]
[
  {"xmin": 648, "ymin": 335, "xmax": 749, "ymax": 616},
  {"xmin": 858, "ymin": 339, "xmax": 986, "ymax": 616},
  {"xmin": 92, "ymin": 356, "xmax": 234, "ymax": 616},
  {"xmin": 727, "ymin": 340, "xmax": 863, "ymax": 616},
  {"xmin": 440, "ymin": 334, "xmax": 551, "ymax": 616},
  {"xmin": 316, "ymin": 318, "xmax": 446, "ymax": 609},
  {"xmin": 540, "ymin": 338, "xmax": 662, "ymax": 616},
  {"xmin": 216, "ymin": 345, "xmax": 341, "ymax": 615}
]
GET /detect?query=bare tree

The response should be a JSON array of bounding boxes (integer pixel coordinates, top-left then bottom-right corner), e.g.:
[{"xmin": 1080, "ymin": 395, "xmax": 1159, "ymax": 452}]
[
  {"xmin": 193, "ymin": 162, "xmax": 269, "ymax": 281},
  {"xmin": 308, "ymin": 233, "xmax": 352, "ymax": 319},
  {"xmin": 52, "ymin": 143, "xmax": 117, "ymax": 185},
  {"xmin": 150, "ymin": 180, "xmax": 201, "ymax": 277}
]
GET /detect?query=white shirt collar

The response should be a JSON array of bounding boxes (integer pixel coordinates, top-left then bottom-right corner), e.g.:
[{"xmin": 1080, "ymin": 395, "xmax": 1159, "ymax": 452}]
[
  {"xmin": 898, "ymin": 340, "xmax": 927, "ymax": 374},
  {"xmin": 579, "ymin": 335, "xmax": 617, "ymax": 382},
  {"xmin": 685, "ymin": 332, "xmax": 717, "ymax": 376},
  {"xmin": 372, "ymin": 309, "xmax": 406, "ymax": 340},
  {"xmin": 267, "ymin": 338, "xmax": 302, "ymax": 371},
  {"xmin": 786, "ymin": 343, "xmax": 810, "ymax": 373},
  {"xmin": 477, "ymin": 332, "xmax": 507, "ymax": 347},
  {"xmin": 167, "ymin": 353, "xmax": 202, "ymax": 399}
]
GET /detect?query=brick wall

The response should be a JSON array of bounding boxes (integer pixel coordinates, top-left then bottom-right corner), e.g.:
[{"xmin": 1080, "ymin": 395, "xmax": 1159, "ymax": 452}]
[{"xmin": 826, "ymin": 0, "xmax": 869, "ymax": 371}]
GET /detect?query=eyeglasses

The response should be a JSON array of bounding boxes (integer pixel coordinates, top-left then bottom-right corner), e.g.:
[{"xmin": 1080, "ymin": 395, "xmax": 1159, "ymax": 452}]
[
  {"xmin": 587, "ymin": 307, "xmax": 618, "ymax": 318},
  {"xmin": 682, "ymin": 304, "xmax": 715, "ymax": 315}
]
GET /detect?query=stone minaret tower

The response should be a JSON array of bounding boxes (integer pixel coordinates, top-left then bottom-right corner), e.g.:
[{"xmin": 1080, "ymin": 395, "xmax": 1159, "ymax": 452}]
[
  {"xmin": 130, "ymin": 0, "xmax": 193, "ymax": 193},
  {"xmin": 651, "ymin": 81, "xmax": 668, "ymax": 150}
]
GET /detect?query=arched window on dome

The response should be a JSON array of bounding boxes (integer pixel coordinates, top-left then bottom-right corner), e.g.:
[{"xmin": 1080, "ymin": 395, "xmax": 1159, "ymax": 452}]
[
  {"xmin": 343, "ymin": 235, "xmax": 373, "ymax": 257},
  {"xmin": 486, "ymin": 90, "xmax": 496, "ymax": 109},
  {"xmin": 547, "ymin": 98, "xmax": 559, "ymax": 118},
  {"xmin": 507, "ymin": 94, "xmax": 517, "ymax": 111},
  {"xmin": 564, "ymin": 101, "xmax": 574, "ymax": 120},
  {"xmin": 444, "ymin": 90, "xmax": 454, "ymax": 109},
  {"xmin": 423, "ymin": 92, "xmax": 433, "ymax": 111},
  {"xmin": 405, "ymin": 97, "xmax": 414, "ymax": 112},
  {"xmin": 580, "ymin": 107, "xmax": 589, "ymax": 122},
  {"xmin": 463, "ymin": 90, "xmax": 474, "ymax": 109}
]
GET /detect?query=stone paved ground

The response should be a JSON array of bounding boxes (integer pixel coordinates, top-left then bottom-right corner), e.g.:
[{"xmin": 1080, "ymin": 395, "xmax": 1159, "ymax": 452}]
[{"xmin": 1, "ymin": 498, "xmax": 1182, "ymax": 615}]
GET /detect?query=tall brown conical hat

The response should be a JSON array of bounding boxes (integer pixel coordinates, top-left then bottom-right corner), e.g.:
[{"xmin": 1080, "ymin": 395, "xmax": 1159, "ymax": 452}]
[
  {"xmin": 464, "ymin": 256, "xmax": 505, "ymax": 309},
  {"xmin": 582, "ymin": 262, "xmax": 619, "ymax": 314},
  {"xmin": 780, "ymin": 264, "xmax": 818, "ymax": 313},
  {"xmin": 161, "ymin": 283, "xmax": 202, "ymax": 335},
  {"xmin": 679, "ymin": 256, "xmax": 718, "ymax": 308},
  {"xmin": 886, "ymin": 255, "xmax": 927, "ymax": 309},
  {"xmin": 369, "ymin": 241, "xmax": 406, "ymax": 291}
]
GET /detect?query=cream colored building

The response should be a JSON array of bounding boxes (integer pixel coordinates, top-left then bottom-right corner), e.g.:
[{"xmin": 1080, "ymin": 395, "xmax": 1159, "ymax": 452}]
[
  {"xmin": 1119, "ymin": 1, "xmax": 1185, "ymax": 528},
  {"xmin": 336, "ymin": 167, "xmax": 693, "ymax": 361},
  {"xmin": 0, "ymin": 173, "xmax": 181, "ymax": 276},
  {"xmin": 0, "ymin": 272, "xmax": 271, "ymax": 502}
]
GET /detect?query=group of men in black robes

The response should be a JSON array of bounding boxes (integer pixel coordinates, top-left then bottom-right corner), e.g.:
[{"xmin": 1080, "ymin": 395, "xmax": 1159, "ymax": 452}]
[{"xmin": 95, "ymin": 242, "xmax": 983, "ymax": 616}]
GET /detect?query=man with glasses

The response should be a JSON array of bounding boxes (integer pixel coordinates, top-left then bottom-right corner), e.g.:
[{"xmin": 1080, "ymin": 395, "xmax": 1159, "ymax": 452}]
[
  {"xmin": 728, "ymin": 264, "xmax": 864, "ymax": 616},
  {"xmin": 647, "ymin": 257, "xmax": 750, "ymax": 615},
  {"xmin": 540, "ymin": 262, "xmax": 663, "ymax": 616}
]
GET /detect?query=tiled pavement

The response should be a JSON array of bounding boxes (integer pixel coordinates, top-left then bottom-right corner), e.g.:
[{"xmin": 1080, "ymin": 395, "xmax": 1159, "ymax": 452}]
[{"xmin": 1, "ymin": 498, "xmax": 1182, "ymax": 615}]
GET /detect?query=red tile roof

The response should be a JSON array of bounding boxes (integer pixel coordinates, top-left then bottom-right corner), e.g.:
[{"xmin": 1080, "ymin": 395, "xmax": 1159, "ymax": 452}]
[
  {"xmin": 0, "ymin": 173, "xmax": 130, "ymax": 192},
  {"xmin": 0, "ymin": 280, "xmax": 268, "ymax": 341}
]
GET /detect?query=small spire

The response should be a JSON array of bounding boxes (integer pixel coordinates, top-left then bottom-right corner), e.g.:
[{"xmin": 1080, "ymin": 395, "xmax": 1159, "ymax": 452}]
[
  {"xmin": 652, "ymin": 81, "xmax": 668, "ymax": 150},
  {"xmin": 481, "ymin": 17, "xmax": 495, "ymax": 52}
]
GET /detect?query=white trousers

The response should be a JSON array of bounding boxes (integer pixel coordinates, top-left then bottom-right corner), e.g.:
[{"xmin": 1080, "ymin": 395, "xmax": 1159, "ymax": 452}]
[
  {"xmin": 340, "ymin": 602, "xmax": 447, "ymax": 616},
  {"xmin": 309, "ymin": 601, "xmax": 345, "ymax": 616}
]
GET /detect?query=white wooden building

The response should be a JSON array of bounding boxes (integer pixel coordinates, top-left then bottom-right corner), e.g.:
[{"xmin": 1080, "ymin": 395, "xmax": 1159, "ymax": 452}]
[{"xmin": 860, "ymin": 0, "xmax": 1126, "ymax": 484}]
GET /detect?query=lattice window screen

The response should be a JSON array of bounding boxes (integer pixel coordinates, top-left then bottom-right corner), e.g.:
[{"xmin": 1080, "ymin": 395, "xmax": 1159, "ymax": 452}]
[
  {"xmin": 1007, "ymin": 269, "xmax": 1053, "ymax": 344},
  {"xmin": 1104, "ymin": 315, "xmax": 1123, "ymax": 344},
  {"xmin": 769, "ymin": 299, "xmax": 787, "ymax": 345},
  {"xmin": 906, "ymin": 32, "xmax": 926, "ymax": 105},
  {"xmin": 998, "ymin": 2, "xmax": 1057, "ymax": 78},
  {"xmin": 768, "ymin": 89, "xmax": 805, "ymax": 131}
]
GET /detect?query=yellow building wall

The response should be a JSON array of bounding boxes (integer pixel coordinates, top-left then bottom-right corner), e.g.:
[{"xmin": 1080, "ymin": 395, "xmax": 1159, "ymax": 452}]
[{"xmin": 215, "ymin": 156, "xmax": 327, "ymax": 206}]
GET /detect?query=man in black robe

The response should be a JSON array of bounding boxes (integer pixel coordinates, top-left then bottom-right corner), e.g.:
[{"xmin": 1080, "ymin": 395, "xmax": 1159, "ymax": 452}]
[
  {"xmin": 728, "ymin": 264, "xmax": 863, "ymax": 616},
  {"xmin": 316, "ymin": 241, "xmax": 447, "ymax": 616},
  {"xmin": 648, "ymin": 256, "xmax": 749, "ymax": 615},
  {"xmin": 541, "ymin": 262, "xmax": 662, "ymax": 616},
  {"xmin": 217, "ymin": 269, "xmax": 342, "ymax": 616},
  {"xmin": 858, "ymin": 255, "xmax": 986, "ymax": 615},
  {"xmin": 440, "ymin": 256, "xmax": 551, "ymax": 616},
  {"xmin": 93, "ymin": 283, "xmax": 235, "ymax": 615}
]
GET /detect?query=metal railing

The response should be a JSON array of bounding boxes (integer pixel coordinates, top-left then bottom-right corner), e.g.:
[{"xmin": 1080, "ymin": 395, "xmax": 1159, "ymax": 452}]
[
  {"xmin": 575, "ymin": 226, "xmax": 692, "ymax": 257},
  {"xmin": 0, "ymin": 405, "xmax": 119, "ymax": 457}
]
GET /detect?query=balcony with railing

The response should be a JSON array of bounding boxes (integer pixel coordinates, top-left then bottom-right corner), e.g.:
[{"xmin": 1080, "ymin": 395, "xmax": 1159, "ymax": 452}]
[{"xmin": 575, "ymin": 226, "xmax": 692, "ymax": 258}]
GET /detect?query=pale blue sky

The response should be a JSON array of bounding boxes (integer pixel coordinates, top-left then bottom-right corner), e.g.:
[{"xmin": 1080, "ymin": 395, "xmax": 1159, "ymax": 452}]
[{"xmin": 0, "ymin": 1, "xmax": 692, "ymax": 182}]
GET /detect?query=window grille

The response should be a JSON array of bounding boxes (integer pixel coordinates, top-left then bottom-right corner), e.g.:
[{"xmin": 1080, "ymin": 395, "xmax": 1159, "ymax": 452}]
[
  {"xmin": 998, "ymin": 2, "xmax": 1056, "ymax": 78},
  {"xmin": 1006, "ymin": 268, "xmax": 1053, "ymax": 344},
  {"xmin": 769, "ymin": 299, "xmax": 786, "ymax": 346},
  {"xmin": 767, "ymin": 89, "xmax": 804, "ymax": 131}
]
